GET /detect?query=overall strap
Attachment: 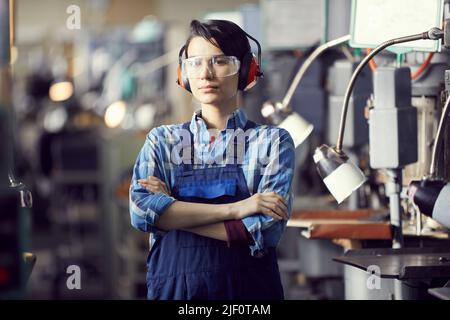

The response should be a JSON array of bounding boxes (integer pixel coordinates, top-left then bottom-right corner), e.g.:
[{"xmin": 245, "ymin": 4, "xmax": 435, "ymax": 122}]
[
  {"xmin": 241, "ymin": 119, "xmax": 258, "ymax": 194},
  {"xmin": 181, "ymin": 121, "xmax": 194, "ymax": 172}
]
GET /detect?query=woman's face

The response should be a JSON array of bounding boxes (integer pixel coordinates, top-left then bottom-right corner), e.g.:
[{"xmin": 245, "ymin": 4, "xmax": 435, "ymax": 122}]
[{"xmin": 186, "ymin": 36, "xmax": 239, "ymax": 106}]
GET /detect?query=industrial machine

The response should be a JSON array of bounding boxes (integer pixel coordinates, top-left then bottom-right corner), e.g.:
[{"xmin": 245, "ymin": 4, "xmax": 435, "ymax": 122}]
[{"xmin": 317, "ymin": 0, "xmax": 450, "ymax": 299}]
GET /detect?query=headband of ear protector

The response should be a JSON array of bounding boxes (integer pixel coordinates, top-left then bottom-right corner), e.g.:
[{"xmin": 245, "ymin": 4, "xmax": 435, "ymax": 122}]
[{"xmin": 176, "ymin": 30, "xmax": 263, "ymax": 92}]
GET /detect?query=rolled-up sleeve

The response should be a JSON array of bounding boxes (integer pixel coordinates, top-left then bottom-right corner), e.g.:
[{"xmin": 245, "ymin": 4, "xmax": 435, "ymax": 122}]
[
  {"xmin": 129, "ymin": 128, "xmax": 176, "ymax": 233},
  {"xmin": 242, "ymin": 128, "xmax": 295, "ymax": 256}
]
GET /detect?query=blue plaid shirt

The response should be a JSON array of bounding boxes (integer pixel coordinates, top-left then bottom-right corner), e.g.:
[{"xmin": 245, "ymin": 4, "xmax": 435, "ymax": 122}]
[{"xmin": 129, "ymin": 108, "xmax": 295, "ymax": 256}]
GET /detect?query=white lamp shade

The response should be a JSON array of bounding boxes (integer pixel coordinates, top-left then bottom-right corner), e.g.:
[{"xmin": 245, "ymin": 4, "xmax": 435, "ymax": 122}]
[
  {"xmin": 278, "ymin": 112, "xmax": 314, "ymax": 148},
  {"xmin": 432, "ymin": 183, "xmax": 450, "ymax": 228},
  {"xmin": 323, "ymin": 162, "xmax": 366, "ymax": 204}
]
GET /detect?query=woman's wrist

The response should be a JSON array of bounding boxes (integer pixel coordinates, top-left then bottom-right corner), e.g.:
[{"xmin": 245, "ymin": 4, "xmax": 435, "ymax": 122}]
[{"xmin": 218, "ymin": 203, "xmax": 238, "ymax": 220}]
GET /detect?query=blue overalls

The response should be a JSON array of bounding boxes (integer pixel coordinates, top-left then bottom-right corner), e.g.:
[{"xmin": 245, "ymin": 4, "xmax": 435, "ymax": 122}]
[{"xmin": 146, "ymin": 119, "xmax": 284, "ymax": 300}]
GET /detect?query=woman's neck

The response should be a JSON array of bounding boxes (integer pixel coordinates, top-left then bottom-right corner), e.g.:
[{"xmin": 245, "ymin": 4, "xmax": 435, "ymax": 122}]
[{"xmin": 200, "ymin": 100, "xmax": 238, "ymax": 131}]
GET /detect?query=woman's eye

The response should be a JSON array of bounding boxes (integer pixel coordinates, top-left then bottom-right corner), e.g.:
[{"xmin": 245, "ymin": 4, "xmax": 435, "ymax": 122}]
[
  {"xmin": 187, "ymin": 60, "xmax": 200, "ymax": 67},
  {"xmin": 214, "ymin": 58, "xmax": 228, "ymax": 65}
]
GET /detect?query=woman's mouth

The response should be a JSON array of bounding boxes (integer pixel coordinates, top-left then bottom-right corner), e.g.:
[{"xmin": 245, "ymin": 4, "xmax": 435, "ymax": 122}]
[{"xmin": 199, "ymin": 85, "xmax": 218, "ymax": 92}]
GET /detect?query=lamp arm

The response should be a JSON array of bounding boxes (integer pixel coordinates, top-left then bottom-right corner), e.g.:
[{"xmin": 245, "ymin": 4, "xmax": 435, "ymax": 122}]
[
  {"xmin": 281, "ymin": 34, "xmax": 351, "ymax": 110},
  {"xmin": 430, "ymin": 94, "xmax": 450, "ymax": 178},
  {"xmin": 335, "ymin": 30, "xmax": 438, "ymax": 153}
]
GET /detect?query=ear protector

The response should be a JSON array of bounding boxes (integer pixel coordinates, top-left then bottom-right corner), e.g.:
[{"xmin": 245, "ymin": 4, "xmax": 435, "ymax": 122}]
[{"xmin": 176, "ymin": 31, "xmax": 263, "ymax": 92}]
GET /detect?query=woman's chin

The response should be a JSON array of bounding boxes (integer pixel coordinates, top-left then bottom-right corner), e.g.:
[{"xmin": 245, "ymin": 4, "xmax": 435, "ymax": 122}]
[
  {"xmin": 196, "ymin": 95, "xmax": 221, "ymax": 105},
  {"xmin": 194, "ymin": 91, "xmax": 237, "ymax": 106}
]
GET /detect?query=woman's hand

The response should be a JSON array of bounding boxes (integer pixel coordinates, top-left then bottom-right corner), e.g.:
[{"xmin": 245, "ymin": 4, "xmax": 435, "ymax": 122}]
[
  {"xmin": 138, "ymin": 176, "xmax": 171, "ymax": 196},
  {"xmin": 229, "ymin": 192, "xmax": 289, "ymax": 221},
  {"xmin": 138, "ymin": 177, "xmax": 288, "ymax": 221}
]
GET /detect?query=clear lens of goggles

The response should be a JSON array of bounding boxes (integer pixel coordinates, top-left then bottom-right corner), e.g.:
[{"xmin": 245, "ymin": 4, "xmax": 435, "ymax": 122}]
[{"xmin": 181, "ymin": 55, "xmax": 240, "ymax": 79}]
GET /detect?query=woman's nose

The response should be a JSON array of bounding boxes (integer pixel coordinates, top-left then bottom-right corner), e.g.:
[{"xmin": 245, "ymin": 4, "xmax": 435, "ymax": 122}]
[{"xmin": 198, "ymin": 61, "xmax": 214, "ymax": 79}]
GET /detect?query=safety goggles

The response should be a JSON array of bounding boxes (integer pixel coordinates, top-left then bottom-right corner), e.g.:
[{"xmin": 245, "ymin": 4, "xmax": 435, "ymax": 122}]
[{"xmin": 181, "ymin": 55, "xmax": 240, "ymax": 79}]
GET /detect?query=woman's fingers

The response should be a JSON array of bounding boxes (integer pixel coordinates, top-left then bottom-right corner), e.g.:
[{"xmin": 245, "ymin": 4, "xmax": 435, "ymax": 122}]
[
  {"xmin": 145, "ymin": 185, "xmax": 168, "ymax": 195},
  {"xmin": 269, "ymin": 192, "xmax": 288, "ymax": 206},
  {"xmin": 137, "ymin": 176, "xmax": 170, "ymax": 195},
  {"xmin": 138, "ymin": 176, "xmax": 165, "ymax": 186},
  {"xmin": 138, "ymin": 181, "xmax": 152, "ymax": 188},
  {"xmin": 259, "ymin": 192, "xmax": 289, "ymax": 220},
  {"xmin": 259, "ymin": 205, "xmax": 283, "ymax": 220},
  {"xmin": 262, "ymin": 193, "xmax": 288, "ymax": 211},
  {"xmin": 261, "ymin": 207, "xmax": 283, "ymax": 220},
  {"xmin": 147, "ymin": 181, "xmax": 162, "ymax": 187},
  {"xmin": 260, "ymin": 200, "xmax": 288, "ymax": 220},
  {"xmin": 261, "ymin": 193, "xmax": 288, "ymax": 212},
  {"xmin": 261, "ymin": 199, "xmax": 288, "ymax": 220},
  {"xmin": 258, "ymin": 200, "xmax": 284, "ymax": 220},
  {"xmin": 262, "ymin": 196, "xmax": 288, "ymax": 217},
  {"xmin": 161, "ymin": 183, "xmax": 170, "ymax": 195},
  {"xmin": 138, "ymin": 176, "xmax": 162, "ymax": 183}
]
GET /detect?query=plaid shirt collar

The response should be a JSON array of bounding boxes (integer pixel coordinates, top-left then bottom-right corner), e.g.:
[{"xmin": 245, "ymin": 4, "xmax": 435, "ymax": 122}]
[{"xmin": 189, "ymin": 108, "xmax": 249, "ymax": 135}]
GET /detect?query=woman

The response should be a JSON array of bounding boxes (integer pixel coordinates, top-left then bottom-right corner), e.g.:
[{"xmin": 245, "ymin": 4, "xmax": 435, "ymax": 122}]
[{"xmin": 129, "ymin": 19, "xmax": 295, "ymax": 300}]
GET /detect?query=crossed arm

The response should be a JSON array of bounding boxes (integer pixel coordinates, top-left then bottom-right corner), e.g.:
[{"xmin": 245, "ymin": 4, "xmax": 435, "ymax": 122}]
[{"xmin": 137, "ymin": 176, "xmax": 288, "ymax": 241}]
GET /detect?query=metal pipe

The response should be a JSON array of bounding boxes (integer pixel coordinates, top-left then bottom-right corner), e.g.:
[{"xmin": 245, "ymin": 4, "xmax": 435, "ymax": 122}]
[
  {"xmin": 281, "ymin": 34, "xmax": 351, "ymax": 110},
  {"xmin": 386, "ymin": 169, "xmax": 404, "ymax": 248},
  {"xmin": 335, "ymin": 31, "xmax": 434, "ymax": 153},
  {"xmin": 416, "ymin": 205, "xmax": 422, "ymax": 236},
  {"xmin": 0, "ymin": 0, "xmax": 10, "ymax": 64},
  {"xmin": 429, "ymin": 94, "xmax": 450, "ymax": 178},
  {"xmin": 0, "ymin": 0, "xmax": 12, "ymax": 190}
]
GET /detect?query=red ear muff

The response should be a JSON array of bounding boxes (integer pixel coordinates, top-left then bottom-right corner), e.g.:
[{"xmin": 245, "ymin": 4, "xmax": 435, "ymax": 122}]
[
  {"xmin": 238, "ymin": 31, "xmax": 263, "ymax": 91},
  {"xmin": 238, "ymin": 52, "xmax": 262, "ymax": 91},
  {"xmin": 176, "ymin": 63, "xmax": 191, "ymax": 92},
  {"xmin": 176, "ymin": 45, "xmax": 191, "ymax": 93},
  {"xmin": 245, "ymin": 56, "xmax": 260, "ymax": 91}
]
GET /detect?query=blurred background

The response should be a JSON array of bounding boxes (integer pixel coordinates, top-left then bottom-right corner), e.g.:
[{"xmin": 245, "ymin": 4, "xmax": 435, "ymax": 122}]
[{"xmin": 1, "ymin": 0, "xmax": 450, "ymax": 300}]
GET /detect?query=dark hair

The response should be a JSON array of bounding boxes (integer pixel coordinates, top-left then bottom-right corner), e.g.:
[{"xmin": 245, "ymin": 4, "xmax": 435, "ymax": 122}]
[{"xmin": 184, "ymin": 19, "xmax": 251, "ymax": 63}]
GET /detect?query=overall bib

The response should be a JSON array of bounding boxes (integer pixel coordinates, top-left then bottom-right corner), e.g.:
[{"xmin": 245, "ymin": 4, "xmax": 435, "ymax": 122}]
[{"xmin": 146, "ymin": 120, "xmax": 284, "ymax": 300}]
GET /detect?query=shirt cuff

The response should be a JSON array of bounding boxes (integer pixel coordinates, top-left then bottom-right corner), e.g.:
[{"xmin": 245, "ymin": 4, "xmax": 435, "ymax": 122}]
[{"xmin": 146, "ymin": 192, "xmax": 177, "ymax": 225}]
